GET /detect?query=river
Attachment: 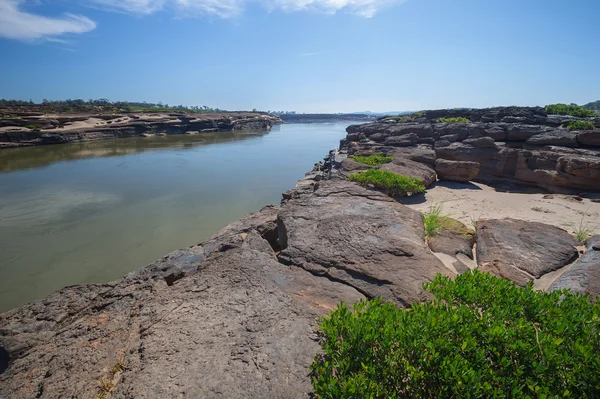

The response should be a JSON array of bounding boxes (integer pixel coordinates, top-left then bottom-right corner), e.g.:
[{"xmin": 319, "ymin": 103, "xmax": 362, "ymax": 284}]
[{"xmin": 0, "ymin": 122, "xmax": 354, "ymax": 312}]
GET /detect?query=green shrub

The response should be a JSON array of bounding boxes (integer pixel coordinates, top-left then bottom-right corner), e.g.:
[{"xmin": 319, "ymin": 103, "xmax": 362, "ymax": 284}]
[
  {"xmin": 349, "ymin": 169, "xmax": 425, "ymax": 197},
  {"xmin": 24, "ymin": 125, "xmax": 38, "ymax": 130},
  {"xmin": 567, "ymin": 120, "xmax": 596, "ymax": 131},
  {"xmin": 350, "ymin": 153, "xmax": 393, "ymax": 166},
  {"xmin": 545, "ymin": 103, "xmax": 597, "ymax": 117},
  {"xmin": 412, "ymin": 111, "xmax": 426, "ymax": 118},
  {"xmin": 311, "ymin": 271, "xmax": 600, "ymax": 399},
  {"xmin": 437, "ymin": 117, "xmax": 470, "ymax": 123}
]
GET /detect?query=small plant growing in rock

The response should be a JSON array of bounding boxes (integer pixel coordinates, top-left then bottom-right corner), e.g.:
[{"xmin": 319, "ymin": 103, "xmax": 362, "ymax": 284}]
[
  {"xmin": 421, "ymin": 204, "xmax": 447, "ymax": 238},
  {"xmin": 571, "ymin": 215, "xmax": 596, "ymax": 243},
  {"xmin": 350, "ymin": 153, "xmax": 392, "ymax": 166},
  {"xmin": 567, "ymin": 120, "xmax": 596, "ymax": 131},
  {"xmin": 437, "ymin": 117, "xmax": 470, "ymax": 123},
  {"xmin": 311, "ymin": 271, "xmax": 600, "ymax": 399},
  {"xmin": 349, "ymin": 169, "xmax": 425, "ymax": 197},
  {"xmin": 545, "ymin": 103, "xmax": 598, "ymax": 117},
  {"xmin": 24, "ymin": 125, "xmax": 38, "ymax": 130}
]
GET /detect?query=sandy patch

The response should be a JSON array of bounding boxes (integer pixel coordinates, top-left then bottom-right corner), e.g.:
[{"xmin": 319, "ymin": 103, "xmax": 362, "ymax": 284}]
[{"xmin": 401, "ymin": 181, "xmax": 600, "ymax": 237}]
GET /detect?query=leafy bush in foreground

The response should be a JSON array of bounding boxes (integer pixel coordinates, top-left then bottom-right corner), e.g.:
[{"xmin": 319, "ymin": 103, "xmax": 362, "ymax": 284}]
[
  {"xmin": 437, "ymin": 117, "xmax": 470, "ymax": 123},
  {"xmin": 349, "ymin": 169, "xmax": 425, "ymax": 197},
  {"xmin": 350, "ymin": 153, "xmax": 393, "ymax": 166},
  {"xmin": 567, "ymin": 120, "xmax": 596, "ymax": 131},
  {"xmin": 311, "ymin": 271, "xmax": 600, "ymax": 399},
  {"xmin": 545, "ymin": 103, "xmax": 597, "ymax": 117}
]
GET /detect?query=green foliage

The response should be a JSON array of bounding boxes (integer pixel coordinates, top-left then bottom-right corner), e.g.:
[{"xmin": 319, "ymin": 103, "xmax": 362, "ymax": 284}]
[
  {"xmin": 544, "ymin": 103, "xmax": 597, "ymax": 117},
  {"xmin": 422, "ymin": 204, "xmax": 446, "ymax": 238},
  {"xmin": 437, "ymin": 117, "xmax": 470, "ymax": 123},
  {"xmin": 412, "ymin": 111, "xmax": 426, "ymax": 118},
  {"xmin": 349, "ymin": 169, "xmax": 425, "ymax": 197},
  {"xmin": 350, "ymin": 153, "xmax": 393, "ymax": 166},
  {"xmin": 583, "ymin": 100, "xmax": 600, "ymax": 111},
  {"xmin": 311, "ymin": 271, "xmax": 600, "ymax": 399},
  {"xmin": 24, "ymin": 125, "xmax": 38, "ymax": 130},
  {"xmin": 567, "ymin": 120, "xmax": 596, "ymax": 131}
]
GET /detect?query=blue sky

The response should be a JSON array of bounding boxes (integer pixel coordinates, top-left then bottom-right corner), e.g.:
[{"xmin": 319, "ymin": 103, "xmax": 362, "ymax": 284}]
[{"xmin": 0, "ymin": 0, "xmax": 599, "ymax": 113}]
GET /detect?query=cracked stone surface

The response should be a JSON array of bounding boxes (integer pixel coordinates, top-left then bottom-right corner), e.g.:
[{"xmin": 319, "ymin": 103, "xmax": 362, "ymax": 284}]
[
  {"xmin": 0, "ymin": 208, "xmax": 364, "ymax": 398},
  {"xmin": 277, "ymin": 179, "xmax": 454, "ymax": 306},
  {"xmin": 476, "ymin": 219, "xmax": 580, "ymax": 287}
]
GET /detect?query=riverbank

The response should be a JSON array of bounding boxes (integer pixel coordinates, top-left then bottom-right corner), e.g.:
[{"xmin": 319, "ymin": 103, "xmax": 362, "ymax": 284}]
[
  {"xmin": 1, "ymin": 106, "xmax": 599, "ymax": 398},
  {"xmin": 0, "ymin": 112, "xmax": 283, "ymax": 148}
]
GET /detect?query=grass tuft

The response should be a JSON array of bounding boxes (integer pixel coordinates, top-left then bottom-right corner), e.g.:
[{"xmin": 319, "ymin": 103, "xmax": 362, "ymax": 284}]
[
  {"xmin": 349, "ymin": 169, "xmax": 425, "ymax": 197},
  {"xmin": 350, "ymin": 153, "xmax": 393, "ymax": 166},
  {"xmin": 422, "ymin": 204, "xmax": 447, "ymax": 238},
  {"xmin": 437, "ymin": 117, "xmax": 470, "ymax": 123}
]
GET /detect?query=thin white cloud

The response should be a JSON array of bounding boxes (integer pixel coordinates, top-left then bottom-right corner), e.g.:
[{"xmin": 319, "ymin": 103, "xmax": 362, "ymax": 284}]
[
  {"xmin": 0, "ymin": 0, "xmax": 406, "ymax": 42},
  {"xmin": 89, "ymin": 0, "xmax": 165, "ymax": 15},
  {"xmin": 301, "ymin": 52, "xmax": 317, "ymax": 56},
  {"xmin": 0, "ymin": 0, "xmax": 96, "ymax": 41},
  {"xmin": 269, "ymin": 0, "xmax": 405, "ymax": 17},
  {"xmin": 89, "ymin": 0, "xmax": 406, "ymax": 18}
]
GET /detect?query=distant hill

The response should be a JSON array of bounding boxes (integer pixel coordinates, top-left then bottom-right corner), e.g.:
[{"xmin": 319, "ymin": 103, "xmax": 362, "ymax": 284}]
[{"xmin": 583, "ymin": 100, "xmax": 600, "ymax": 111}]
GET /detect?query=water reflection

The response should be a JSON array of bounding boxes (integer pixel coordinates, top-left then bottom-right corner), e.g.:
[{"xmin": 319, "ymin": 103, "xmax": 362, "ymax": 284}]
[{"xmin": 0, "ymin": 130, "xmax": 268, "ymax": 173}]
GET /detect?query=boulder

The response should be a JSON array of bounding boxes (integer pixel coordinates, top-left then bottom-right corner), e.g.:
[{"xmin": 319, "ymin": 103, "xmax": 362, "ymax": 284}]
[
  {"xmin": 549, "ymin": 236, "xmax": 600, "ymax": 299},
  {"xmin": 476, "ymin": 219, "xmax": 580, "ymax": 286},
  {"xmin": 277, "ymin": 179, "xmax": 454, "ymax": 306},
  {"xmin": 384, "ymin": 133, "xmax": 418, "ymax": 147},
  {"xmin": 505, "ymin": 124, "xmax": 550, "ymax": 141},
  {"xmin": 386, "ymin": 123, "xmax": 433, "ymax": 138},
  {"xmin": 467, "ymin": 123, "xmax": 507, "ymax": 140},
  {"xmin": 577, "ymin": 130, "xmax": 600, "ymax": 147},
  {"xmin": 526, "ymin": 130, "xmax": 578, "ymax": 147},
  {"xmin": 435, "ymin": 159, "xmax": 480, "ymax": 182},
  {"xmin": 390, "ymin": 145, "xmax": 436, "ymax": 166},
  {"xmin": 427, "ymin": 217, "xmax": 476, "ymax": 259},
  {"xmin": 462, "ymin": 136, "xmax": 498, "ymax": 148},
  {"xmin": 380, "ymin": 158, "xmax": 437, "ymax": 188}
]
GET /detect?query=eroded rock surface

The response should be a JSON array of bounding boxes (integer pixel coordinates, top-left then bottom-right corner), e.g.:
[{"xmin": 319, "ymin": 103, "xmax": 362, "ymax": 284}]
[
  {"xmin": 476, "ymin": 219, "xmax": 579, "ymax": 286},
  {"xmin": 277, "ymin": 179, "xmax": 454, "ymax": 306},
  {"xmin": 0, "ymin": 206, "xmax": 364, "ymax": 398},
  {"xmin": 550, "ymin": 236, "xmax": 600, "ymax": 298},
  {"xmin": 343, "ymin": 107, "xmax": 600, "ymax": 193}
]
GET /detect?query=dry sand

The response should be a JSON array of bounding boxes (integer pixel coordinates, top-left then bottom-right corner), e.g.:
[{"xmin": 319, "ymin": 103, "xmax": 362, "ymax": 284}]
[
  {"xmin": 402, "ymin": 181, "xmax": 600, "ymax": 234},
  {"xmin": 400, "ymin": 181, "xmax": 600, "ymax": 289}
]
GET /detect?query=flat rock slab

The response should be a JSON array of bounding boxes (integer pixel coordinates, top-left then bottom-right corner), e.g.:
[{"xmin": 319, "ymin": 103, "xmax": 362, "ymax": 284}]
[
  {"xmin": 549, "ymin": 236, "xmax": 600, "ymax": 298},
  {"xmin": 435, "ymin": 159, "xmax": 480, "ymax": 182},
  {"xmin": 0, "ymin": 209, "xmax": 364, "ymax": 399},
  {"xmin": 278, "ymin": 179, "xmax": 454, "ymax": 306},
  {"xmin": 476, "ymin": 219, "xmax": 580, "ymax": 286}
]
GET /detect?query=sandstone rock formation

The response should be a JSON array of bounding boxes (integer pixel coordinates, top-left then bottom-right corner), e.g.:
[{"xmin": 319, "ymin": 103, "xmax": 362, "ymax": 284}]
[
  {"xmin": 0, "ymin": 113, "xmax": 283, "ymax": 148},
  {"xmin": 550, "ymin": 236, "xmax": 600, "ymax": 298},
  {"xmin": 476, "ymin": 219, "xmax": 580, "ymax": 287},
  {"xmin": 343, "ymin": 107, "xmax": 600, "ymax": 193}
]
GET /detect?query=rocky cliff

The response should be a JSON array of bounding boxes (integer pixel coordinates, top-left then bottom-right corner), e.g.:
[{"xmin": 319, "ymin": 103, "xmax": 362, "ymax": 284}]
[
  {"xmin": 1, "ymin": 107, "xmax": 599, "ymax": 398},
  {"xmin": 0, "ymin": 112, "xmax": 283, "ymax": 148},
  {"xmin": 343, "ymin": 107, "xmax": 600, "ymax": 193}
]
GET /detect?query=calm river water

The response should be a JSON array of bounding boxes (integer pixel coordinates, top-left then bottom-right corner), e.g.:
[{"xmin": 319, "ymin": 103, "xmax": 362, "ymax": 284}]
[{"xmin": 0, "ymin": 122, "xmax": 354, "ymax": 312}]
